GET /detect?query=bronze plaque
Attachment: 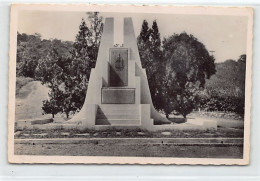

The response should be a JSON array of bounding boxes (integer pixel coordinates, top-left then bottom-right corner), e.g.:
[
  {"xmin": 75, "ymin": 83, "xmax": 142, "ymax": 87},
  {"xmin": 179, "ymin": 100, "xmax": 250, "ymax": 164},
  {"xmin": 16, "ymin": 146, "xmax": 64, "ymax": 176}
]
[
  {"xmin": 102, "ymin": 88, "xmax": 135, "ymax": 104},
  {"xmin": 109, "ymin": 48, "xmax": 128, "ymax": 87}
]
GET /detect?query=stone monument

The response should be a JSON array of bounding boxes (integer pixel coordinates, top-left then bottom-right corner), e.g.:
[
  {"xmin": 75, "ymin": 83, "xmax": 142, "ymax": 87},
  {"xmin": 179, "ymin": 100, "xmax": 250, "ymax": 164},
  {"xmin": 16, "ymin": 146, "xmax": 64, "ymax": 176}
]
[
  {"xmin": 70, "ymin": 17, "xmax": 169, "ymax": 130},
  {"xmin": 69, "ymin": 17, "xmax": 217, "ymax": 131}
]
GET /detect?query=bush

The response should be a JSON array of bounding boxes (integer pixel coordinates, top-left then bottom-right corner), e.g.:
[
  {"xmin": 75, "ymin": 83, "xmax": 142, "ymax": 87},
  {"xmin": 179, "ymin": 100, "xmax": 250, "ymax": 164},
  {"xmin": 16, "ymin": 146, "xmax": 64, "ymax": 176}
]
[{"xmin": 199, "ymin": 93, "xmax": 245, "ymax": 116}]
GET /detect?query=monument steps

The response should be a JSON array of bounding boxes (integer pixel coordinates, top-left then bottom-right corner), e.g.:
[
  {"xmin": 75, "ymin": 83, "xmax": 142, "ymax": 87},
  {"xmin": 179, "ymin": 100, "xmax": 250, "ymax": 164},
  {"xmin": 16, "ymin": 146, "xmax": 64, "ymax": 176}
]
[
  {"xmin": 95, "ymin": 119, "xmax": 140, "ymax": 125},
  {"xmin": 96, "ymin": 114, "xmax": 140, "ymax": 119},
  {"xmin": 96, "ymin": 109, "xmax": 139, "ymax": 115},
  {"xmin": 98, "ymin": 104, "xmax": 139, "ymax": 110},
  {"xmin": 96, "ymin": 105, "xmax": 140, "ymax": 125}
]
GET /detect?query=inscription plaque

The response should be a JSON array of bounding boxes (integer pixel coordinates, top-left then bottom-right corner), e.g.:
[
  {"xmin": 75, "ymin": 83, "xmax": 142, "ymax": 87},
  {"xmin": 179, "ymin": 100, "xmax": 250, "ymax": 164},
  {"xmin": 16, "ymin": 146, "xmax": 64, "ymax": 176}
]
[
  {"xmin": 109, "ymin": 48, "xmax": 128, "ymax": 87},
  {"xmin": 102, "ymin": 88, "xmax": 135, "ymax": 104}
]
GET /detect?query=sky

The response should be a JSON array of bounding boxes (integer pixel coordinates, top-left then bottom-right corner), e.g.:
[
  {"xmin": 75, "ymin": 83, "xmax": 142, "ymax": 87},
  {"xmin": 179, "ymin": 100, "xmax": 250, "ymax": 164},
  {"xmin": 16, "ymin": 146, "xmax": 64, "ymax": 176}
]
[{"xmin": 18, "ymin": 11, "xmax": 248, "ymax": 63}]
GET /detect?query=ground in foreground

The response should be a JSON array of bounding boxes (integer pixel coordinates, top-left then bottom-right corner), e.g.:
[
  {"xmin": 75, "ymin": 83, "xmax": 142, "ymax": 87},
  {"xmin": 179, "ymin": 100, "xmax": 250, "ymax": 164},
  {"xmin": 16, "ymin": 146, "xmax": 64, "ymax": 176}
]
[{"xmin": 14, "ymin": 142, "xmax": 243, "ymax": 158}]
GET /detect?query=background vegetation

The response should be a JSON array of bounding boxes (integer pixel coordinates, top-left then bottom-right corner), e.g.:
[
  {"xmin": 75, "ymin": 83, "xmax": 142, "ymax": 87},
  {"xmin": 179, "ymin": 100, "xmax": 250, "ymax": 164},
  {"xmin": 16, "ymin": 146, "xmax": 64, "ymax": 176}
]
[{"xmin": 16, "ymin": 13, "xmax": 246, "ymax": 119}]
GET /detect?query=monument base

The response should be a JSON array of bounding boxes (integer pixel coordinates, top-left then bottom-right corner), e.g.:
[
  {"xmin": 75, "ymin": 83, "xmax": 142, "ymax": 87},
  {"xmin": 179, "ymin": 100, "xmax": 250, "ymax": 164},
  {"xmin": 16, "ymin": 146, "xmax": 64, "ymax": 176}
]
[{"xmin": 15, "ymin": 117, "xmax": 217, "ymax": 131}]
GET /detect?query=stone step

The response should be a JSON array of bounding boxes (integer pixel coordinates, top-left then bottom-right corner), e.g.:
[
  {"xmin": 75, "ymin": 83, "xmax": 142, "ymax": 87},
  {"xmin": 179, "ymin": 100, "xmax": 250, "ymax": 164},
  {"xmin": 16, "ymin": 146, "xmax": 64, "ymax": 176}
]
[
  {"xmin": 97, "ymin": 109, "xmax": 139, "ymax": 115},
  {"xmin": 97, "ymin": 105, "xmax": 140, "ymax": 116},
  {"xmin": 96, "ymin": 105, "xmax": 140, "ymax": 125},
  {"xmin": 96, "ymin": 119, "xmax": 140, "ymax": 125},
  {"xmin": 98, "ymin": 104, "xmax": 139, "ymax": 110},
  {"xmin": 96, "ymin": 114, "xmax": 140, "ymax": 119}
]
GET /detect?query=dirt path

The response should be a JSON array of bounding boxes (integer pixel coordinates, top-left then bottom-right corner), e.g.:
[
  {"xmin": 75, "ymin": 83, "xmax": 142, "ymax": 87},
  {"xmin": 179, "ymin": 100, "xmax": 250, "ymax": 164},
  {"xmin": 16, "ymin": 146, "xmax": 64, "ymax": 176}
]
[
  {"xmin": 187, "ymin": 112, "xmax": 244, "ymax": 129},
  {"xmin": 14, "ymin": 142, "xmax": 243, "ymax": 158},
  {"xmin": 16, "ymin": 81, "xmax": 50, "ymax": 121}
]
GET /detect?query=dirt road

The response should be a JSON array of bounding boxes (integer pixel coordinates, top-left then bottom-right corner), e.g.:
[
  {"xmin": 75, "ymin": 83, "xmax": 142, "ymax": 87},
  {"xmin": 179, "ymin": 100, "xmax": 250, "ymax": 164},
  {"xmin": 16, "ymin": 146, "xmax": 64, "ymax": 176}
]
[{"xmin": 14, "ymin": 138, "xmax": 243, "ymax": 158}]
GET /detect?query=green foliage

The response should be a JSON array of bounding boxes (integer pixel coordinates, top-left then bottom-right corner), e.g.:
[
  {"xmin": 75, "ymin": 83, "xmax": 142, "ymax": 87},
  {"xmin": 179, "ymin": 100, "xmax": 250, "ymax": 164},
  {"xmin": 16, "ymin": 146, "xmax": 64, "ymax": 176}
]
[
  {"xmin": 60, "ymin": 57, "xmax": 88, "ymax": 117},
  {"xmin": 172, "ymin": 83, "xmax": 199, "ymax": 118},
  {"xmin": 161, "ymin": 32, "xmax": 216, "ymax": 118},
  {"xmin": 163, "ymin": 33, "xmax": 216, "ymax": 88},
  {"xmin": 35, "ymin": 49, "xmax": 63, "ymax": 86},
  {"xmin": 17, "ymin": 33, "xmax": 42, "ymax": 78},
  {"xmin": 35, "ymin": 48, "xmax": 87, "ymax": 118},
  {"xmin": 138, "ymin": 24, "xmax": 216, "ymax": 118},
  {"xmin": 137, "ymin": 20, "xmax": 151, "ymax": 70},
  {"xmin": 68, "ymin": 12, "xmax": 103, "ymax": 111},
  {"xmin": 71, "ymin": 12, "xmax": 103, "ymax": 82},
  {"xmin": 17, "ymin": 16, "xmax": 245, "ymax": 120},
  {"xmin": 137, "ymin": 20, "xmax": 164, "ymax": 110},
  {"xmin": 35, "ymin": 48, "xmax": 64, "ymax": 117},
  {"xmin": 33, "ymin": 12, "xmax": 103, "ymax": 118},
  {"xmin": 200, "ymin": 55, "xmax": 246, "ymax": 116},
  {"xmin": 17, "ymin": 32, "xmax": 73, "ymax": 78},
  {"xmin": 42, "ymin": 89, "xmax": 62, "ymax": 118},
  {"xmin": 149, "ymin": 21, "xmax": 165, "ymax": 110},
  {"xmin": 86, "ymin": 12, "xmax": 104, "ymax": 62},
  {"xmin": 206, "ymin": 58, "xmax": 245, "ymax": 97}
]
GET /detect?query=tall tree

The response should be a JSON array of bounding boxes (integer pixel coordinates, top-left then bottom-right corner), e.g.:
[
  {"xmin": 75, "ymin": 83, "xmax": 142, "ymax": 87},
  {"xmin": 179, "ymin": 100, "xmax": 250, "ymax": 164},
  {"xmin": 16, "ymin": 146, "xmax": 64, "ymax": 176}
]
[
  {"xmin": 137, "ymin": 20, "xmax": 165, "ymax": 111},
  {"xmin": 150, "ymin": 21, "xmax": 161, "ymax": 54},
  {"xmin": 149, "ymin": 20, "xmax": 165, "ymax": 110},
  {"xmin": 86, "ymin": 12, "xmax": 104, "ymax": 64},
  {"xmin": 137, "ymin": 20, "xmax": 151, "ymax": 69},
  {"xmin": 70, "ymin": 18, "xmax": 90, "ymax": 86},
  {"xmin": 137, "ymin": 20, "xmax": 157, "ymax": 106},
  {"xmin": 71, "ymin": 12, "xmax": 103, "ymax": 84},
  {"xmin": 66, "ymin": 12, "xmax": 104, "ymax": 112}
]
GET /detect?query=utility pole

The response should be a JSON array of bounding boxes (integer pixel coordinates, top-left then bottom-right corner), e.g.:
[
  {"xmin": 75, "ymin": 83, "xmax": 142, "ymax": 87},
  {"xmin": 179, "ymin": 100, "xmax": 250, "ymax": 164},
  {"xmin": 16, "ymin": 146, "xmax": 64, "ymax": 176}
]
[{"xmin": 209, "ymin": 51, "xmax": 215, "ymax": 56}]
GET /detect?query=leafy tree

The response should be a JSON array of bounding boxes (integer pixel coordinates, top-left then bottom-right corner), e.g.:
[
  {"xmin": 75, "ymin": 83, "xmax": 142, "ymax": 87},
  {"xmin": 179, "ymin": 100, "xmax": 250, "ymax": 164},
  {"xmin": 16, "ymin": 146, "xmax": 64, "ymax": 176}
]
[
  {"xmin": 42, "ymin": 87, "xmax": 63, "ymax": 118},
  {"xmin": 173, "ymin": 83, "xmax": 199, "ymax": 118},
  {"xmin": 163, "ymin": 33, "xmax": 216, "ymax": 88},
  {"xmin": 60, "ymin": 57, "xmax": 87, "ymax": 118},
  {"xmin": 16, "ymin": 12, "xmax": 104, "ymax": 118},
  {"xmin": 35, "ymin": 49, "xmax": 63, "ymax": 86},
  {"xmin": 162, "ymin": 32, "xmax": 216, "ymax": 118},
  {"xmin": 35, "ymin": 48, "xmax": 64, "ymax": 117}
]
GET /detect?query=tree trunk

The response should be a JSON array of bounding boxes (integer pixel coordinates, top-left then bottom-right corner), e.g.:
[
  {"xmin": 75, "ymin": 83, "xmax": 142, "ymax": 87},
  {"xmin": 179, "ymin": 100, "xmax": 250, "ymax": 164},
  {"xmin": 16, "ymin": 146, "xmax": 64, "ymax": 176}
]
[
  {"xmin": 66, "ymin": 113, "xmax": 69, "ymax": 118},
  {"xmin": 166, "ymin": 114, "xmax": 169, "ymax": 119},
  {"xmin": 52, "ymin": 113, "xmax": 55, "ymax": 118}
]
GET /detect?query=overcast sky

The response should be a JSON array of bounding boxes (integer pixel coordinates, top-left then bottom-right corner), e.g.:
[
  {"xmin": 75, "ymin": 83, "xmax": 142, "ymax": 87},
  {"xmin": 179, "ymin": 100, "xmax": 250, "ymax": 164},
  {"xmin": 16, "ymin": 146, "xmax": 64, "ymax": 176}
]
[{"xmin": 18, "ymin": 11, "xmax": 248, "ymax": 63}]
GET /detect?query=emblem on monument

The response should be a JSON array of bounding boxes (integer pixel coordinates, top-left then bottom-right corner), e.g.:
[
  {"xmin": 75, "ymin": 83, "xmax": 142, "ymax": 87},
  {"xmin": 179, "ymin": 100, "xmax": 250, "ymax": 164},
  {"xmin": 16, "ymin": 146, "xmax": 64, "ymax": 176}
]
[{"xmin": 115, "ymin": 54, "xmax": 124, "ymax": 71}]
